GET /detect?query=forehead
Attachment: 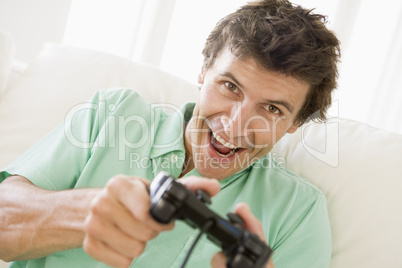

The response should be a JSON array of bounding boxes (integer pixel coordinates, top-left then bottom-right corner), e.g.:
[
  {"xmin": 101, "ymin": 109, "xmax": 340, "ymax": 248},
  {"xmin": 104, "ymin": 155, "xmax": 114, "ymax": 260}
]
[{"xmin": 207, "ymin": 49, "xmax": 310, "ymax": 114}]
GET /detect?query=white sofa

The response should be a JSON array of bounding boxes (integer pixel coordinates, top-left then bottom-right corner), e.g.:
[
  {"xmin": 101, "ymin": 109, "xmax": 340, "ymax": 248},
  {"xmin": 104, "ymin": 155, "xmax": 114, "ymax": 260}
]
[{"xmin": 1, "ymin": 36, "xmax": 402, "ymax": 267}]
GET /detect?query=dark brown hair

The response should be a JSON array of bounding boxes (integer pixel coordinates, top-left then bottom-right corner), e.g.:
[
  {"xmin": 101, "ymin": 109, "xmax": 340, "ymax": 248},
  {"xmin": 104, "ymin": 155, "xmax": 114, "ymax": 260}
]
[{"xmin": 202, "ymin": 0, "xmax": 341, "ymax": 124}]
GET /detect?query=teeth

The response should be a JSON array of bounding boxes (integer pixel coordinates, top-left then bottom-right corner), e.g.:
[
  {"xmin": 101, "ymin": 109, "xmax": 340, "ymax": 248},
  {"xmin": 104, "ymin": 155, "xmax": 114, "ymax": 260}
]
[
  {"xmin": 212, "ymin": 131, "xmax": 239, "ymax": 149},
  {"xmin": 216, "ymin": 149, "xmax": 236, "ymax": 157}
]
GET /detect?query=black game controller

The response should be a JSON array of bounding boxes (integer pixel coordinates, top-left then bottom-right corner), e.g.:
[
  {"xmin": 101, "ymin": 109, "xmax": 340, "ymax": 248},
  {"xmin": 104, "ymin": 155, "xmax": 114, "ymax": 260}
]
[{"xmin": 149, "ymin": 172, "xmax": 272, "ymax": 268}]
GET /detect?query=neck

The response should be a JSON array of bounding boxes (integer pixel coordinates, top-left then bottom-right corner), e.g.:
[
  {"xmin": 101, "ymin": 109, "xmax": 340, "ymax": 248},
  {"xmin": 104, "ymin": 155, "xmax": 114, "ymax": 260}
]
[
  {"xmin": 179, "ymin": 151, "xmax": 194, "ymax": 178},
  {"xmin": 180, "ymin": 122, "xmax": 194, "ymax": 178}
]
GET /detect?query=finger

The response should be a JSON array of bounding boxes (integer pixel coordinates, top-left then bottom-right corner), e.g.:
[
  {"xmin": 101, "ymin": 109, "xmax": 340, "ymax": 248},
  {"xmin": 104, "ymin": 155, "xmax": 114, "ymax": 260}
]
[
  {"xmin": 93, "ymin": 190, "xmax": 162, "ymax": 242},
  {"xmin": 113, "ymin": 208, "xmax": 161, "ymax": 242},
  {"xmin": 235, "ymin": 203, "xmax": 274, "ymax": 268},
  {"xmin": 211, "ymin": 252, "xmax": 227, "ymax": 268},
  {"xmin": 178, "ymin": 176, "xmax": 220, "ymax": 197},
  {"xmin": 234, "ymin": 202, "xmax": 265, "ymax": 241},
  {"xmin": 89, "ymin": 181, "xmax": 162, "ymax": 242},
  {"xmin": 85, "ymin": 209, "xmax": 147, "ymax": 259},
  {"xmin": 106, "ymin": 175, "xmax": 174, "ymax": 232},
  {"xmin": 83, "ymin": 234, "xmax": 133, "ymax": 268}
]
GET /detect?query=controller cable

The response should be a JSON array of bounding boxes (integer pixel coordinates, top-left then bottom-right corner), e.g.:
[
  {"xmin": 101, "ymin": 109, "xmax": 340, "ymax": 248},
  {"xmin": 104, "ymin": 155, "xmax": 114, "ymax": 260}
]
[{"xmin": 180, "ymin": 219, "xmax": 215, "ymax": 268}]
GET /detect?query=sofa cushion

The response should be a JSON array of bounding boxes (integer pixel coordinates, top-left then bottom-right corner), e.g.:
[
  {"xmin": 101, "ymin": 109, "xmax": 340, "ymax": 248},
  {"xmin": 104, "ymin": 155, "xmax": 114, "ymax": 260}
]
[
  {"xmin": 0, "ymin": 30, "xmax": 14, "ymax": 97},
  {"xmin": 273, "ymin": 118, "xmax": 402, "ymax": 268},
  {"xmin": 0, "ymin": 43, "xmax": 199, "ymax": 168}
]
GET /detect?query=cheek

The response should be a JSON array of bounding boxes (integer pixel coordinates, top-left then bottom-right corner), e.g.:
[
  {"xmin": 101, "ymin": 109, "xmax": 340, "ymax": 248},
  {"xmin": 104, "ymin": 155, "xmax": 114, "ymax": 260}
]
[
  {"xmin": 252, "ymin": 119, "xmax": 289, "ymax": 148},
  {"xmin": 269, "ymin": 121, "xmax": 292, "ymax": 144},
  {"xmin": 197, "ymin": 86, "xmax": 222, "ymax": 115},
  {"xmin": 189, "ymin": 88, "xmax": 218, "ymax": 132}
]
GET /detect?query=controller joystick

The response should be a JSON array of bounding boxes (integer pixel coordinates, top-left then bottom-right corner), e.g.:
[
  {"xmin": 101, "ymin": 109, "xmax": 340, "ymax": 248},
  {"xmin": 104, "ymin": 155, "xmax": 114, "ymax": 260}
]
[{"xmin": 149, "ymin": 172, "xmax": 272, "ymax": 268}]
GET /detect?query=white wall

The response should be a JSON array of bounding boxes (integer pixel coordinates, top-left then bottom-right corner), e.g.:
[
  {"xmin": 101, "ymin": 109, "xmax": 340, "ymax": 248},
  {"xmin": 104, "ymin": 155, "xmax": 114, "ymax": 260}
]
[
  {"xmin": 0, "ymin": 0, "xmax": 72, "ymax": 63},
  {"xmin": 1, "ymin": 0, "xmax": 401, "ymax": 135}
]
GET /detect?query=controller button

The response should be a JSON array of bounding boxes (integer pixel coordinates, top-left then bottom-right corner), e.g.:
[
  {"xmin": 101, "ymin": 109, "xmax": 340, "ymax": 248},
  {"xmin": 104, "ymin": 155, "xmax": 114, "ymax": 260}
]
[
  {"xmin": 167, "ymin": 184, "xmax": 187, "ymax": 201},
  {"xmin": 227, "ymin": 213, "xmax": 245, "ymax": 226},
  {"xmin": 152, "ymin": 200, "xmax": 177, "ymax": 223},
  {"xmin": 244, "ymin": 234, "xmax": 264, "ymax": 256},
  {"xmin": 196, "ymin": 190, "xmax": 211, "ymax": 204},
  {"xmin": 229, "ymin": 253, "xmax": 254, "ymax": 268}
]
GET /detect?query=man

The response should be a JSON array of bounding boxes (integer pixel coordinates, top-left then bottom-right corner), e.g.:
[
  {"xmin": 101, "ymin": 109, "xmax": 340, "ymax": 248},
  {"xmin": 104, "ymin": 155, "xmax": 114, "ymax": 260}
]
[{"xmin": 0, "ymin": 0, "xmax": 340, "ymax": 267}]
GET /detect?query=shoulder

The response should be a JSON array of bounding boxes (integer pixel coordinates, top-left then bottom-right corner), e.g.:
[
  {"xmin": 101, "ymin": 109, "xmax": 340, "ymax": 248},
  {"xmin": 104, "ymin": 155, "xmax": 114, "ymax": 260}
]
[
  {"xmin": 247, "ymin": 153, "xmax": 329, "ymax": 241},
  {"xmin": 247, "ymin": 155, "xmax": 331, "ymax": 266},
  {"xmin": 86, "ymin": 88, "xmax": 157, "ymax": 118},
  {"xmin": 95, "ymin": 88, "xmax": 145, "ymax": 106},
  {"xmin": 250, "ymin": 153, "xmax": 325, "ymax": 202}
]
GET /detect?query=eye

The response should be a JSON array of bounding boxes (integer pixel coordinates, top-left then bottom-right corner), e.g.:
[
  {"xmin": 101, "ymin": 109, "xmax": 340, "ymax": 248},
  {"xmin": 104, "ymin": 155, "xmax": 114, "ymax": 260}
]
[
  {"xmin": 264, "ymin": 104, "xmax": 281, "ymax": 115},
  {"xmin": 224, "ymin": 81, "xmax": 240, "ymax": 93}
]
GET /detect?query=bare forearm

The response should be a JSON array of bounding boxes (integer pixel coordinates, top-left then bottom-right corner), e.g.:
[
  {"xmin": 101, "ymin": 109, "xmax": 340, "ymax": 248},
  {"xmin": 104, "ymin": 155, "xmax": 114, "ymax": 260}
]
[{"xmin": 0, "ymin": 176, "xmax": 100, "ymax": 262}]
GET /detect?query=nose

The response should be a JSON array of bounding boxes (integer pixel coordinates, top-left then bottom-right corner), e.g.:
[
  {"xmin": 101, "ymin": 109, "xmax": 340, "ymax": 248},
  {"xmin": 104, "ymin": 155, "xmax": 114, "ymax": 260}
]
[
  {"xmin": 221, "ymin": 102, "xmax": 272, "ymax": 145},
  {"xmin": 221, "ymin": 102, "xmax": 254, "ymax": 138}
]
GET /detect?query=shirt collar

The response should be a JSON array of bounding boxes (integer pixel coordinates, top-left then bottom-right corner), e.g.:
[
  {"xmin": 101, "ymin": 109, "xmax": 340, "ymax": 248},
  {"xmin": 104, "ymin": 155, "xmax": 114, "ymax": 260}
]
[{"xmin": 149, "ymin": 102, "xmax": 195, "ymax": 159}]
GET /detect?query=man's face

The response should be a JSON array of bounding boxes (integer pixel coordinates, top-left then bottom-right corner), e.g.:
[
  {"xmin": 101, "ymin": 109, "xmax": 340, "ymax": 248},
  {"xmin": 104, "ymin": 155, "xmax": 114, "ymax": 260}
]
[{"xmin": 184, "ymin": 49, "xmax": 310, "ymax": 180}]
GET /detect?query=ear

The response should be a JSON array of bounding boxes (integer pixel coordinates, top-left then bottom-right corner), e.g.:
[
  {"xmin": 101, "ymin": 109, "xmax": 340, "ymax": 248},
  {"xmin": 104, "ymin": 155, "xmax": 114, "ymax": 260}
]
[
  {"xmin": 198, "ymin": 69, "xmax": 205, "ymax": 84},
  {"xmin": 287, "ymin": 121, "xmax": 300, "ymax": 134}
]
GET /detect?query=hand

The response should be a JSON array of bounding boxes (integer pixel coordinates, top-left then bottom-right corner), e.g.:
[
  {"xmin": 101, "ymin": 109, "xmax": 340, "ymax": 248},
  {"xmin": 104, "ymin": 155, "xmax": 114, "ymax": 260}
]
[
  {"xmin": 210, "ymin": 203, "xmax": 274, "ymax": 268},
  {"xmin": 83, "ymin": 174, "xmax": 220, "ymax": 268}
]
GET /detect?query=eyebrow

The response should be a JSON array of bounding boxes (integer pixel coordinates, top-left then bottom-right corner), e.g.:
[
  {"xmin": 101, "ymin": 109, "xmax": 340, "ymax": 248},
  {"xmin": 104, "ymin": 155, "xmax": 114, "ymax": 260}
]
[
  {"xmin": 221, "ymin": 71, "xmax": 294, "ymax": 113},
  {"xmin": 221, "ymin": 71, "xmax": 245, "ymax": 89}
]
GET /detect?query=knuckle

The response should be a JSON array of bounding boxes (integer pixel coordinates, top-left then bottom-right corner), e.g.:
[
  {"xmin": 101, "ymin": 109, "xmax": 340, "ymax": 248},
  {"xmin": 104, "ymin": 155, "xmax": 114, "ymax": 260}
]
[
  {"xmin": 83, "ymin": 236, "xmax": 98, "ymax": 257},
  {"xmin": 158, "ymin": 221, "xmax": 175, "ymax": 232},
  {"xmin": 133, "ymin": 242, "xmax": 146, "ymax": 256},
  {"xmin": 82, "ymin": 236, "xmax": 90, "ymax": 251},
  {"xmin": 106, "ymin": 175, "xmax": 125, "ymax": 191},
  {"xmin": 120, "ymin": 259, "xmax": 134, "ymax": 268},
  {"xmin": 91, "ymin": 194, "xmax": 112, "ymax": 216},
  {"xmin": 134, "ymin": 202, "xmax": 151, "ymax": 222},
  {"xmin": 85, "ymin": 215, "xmax": 103, "ymax": 237},
  {"xmin": 153, "ymin": 222, "xmax": 174, "ymax": 234},
  {"xmin": 141, "ymin": 228, "xmax": 158, "ymax": 240},
  {"xmin": 125, "ymin": 240, "xmax": 146, "ymax": 258},
  {"xmin": 106, "ymin": 175, "xmax": 146, "ymax": 198},
  {"xmin": 85, "ymin": 219, "xmax": 97, "ymax": 236}
]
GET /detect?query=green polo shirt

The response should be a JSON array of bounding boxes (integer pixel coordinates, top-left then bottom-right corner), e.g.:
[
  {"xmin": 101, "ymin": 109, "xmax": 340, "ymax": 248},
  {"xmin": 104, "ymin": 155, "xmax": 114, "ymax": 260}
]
[{"xmin": 1, "ymin": 88, "xmax": 331, "ymax": 268}]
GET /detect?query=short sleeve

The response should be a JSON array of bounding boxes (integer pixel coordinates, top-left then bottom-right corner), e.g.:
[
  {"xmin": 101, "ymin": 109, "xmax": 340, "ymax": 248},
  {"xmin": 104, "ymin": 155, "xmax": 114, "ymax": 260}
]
[{"xmin": 0, "ymin": 90, "xmax": 112, "ymax": 189}]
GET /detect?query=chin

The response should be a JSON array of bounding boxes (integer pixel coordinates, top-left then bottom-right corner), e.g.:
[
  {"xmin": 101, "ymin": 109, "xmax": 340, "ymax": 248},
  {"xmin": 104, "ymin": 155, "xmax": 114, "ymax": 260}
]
[
  {"xmin": 195, "ymin": 167, "xmax": 234, "ymax": 181},
  {"xmin": 192, "ymin": 153, "xmax": 243, "ymax": 180}
]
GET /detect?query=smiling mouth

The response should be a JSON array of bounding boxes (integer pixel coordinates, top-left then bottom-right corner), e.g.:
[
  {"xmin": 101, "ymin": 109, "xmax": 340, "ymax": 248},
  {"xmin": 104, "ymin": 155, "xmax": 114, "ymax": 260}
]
[{"xmin": 210, "ymin": 129, "xmax": 244, "ymax": 157}]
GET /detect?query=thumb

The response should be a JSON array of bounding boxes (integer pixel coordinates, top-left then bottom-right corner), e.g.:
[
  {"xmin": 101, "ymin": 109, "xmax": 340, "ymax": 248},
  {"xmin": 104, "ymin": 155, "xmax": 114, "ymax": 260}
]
[
  {"xmin": 211, "ymin": 252, "xmax": 227, "ymax": 268},
  {"xmin": 234, "ymin": 202, "xmax": 265, "ymax": 241},
  {"xmin": 177, "ymin": 176, "xmax": 220, "ymax": 198}
]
